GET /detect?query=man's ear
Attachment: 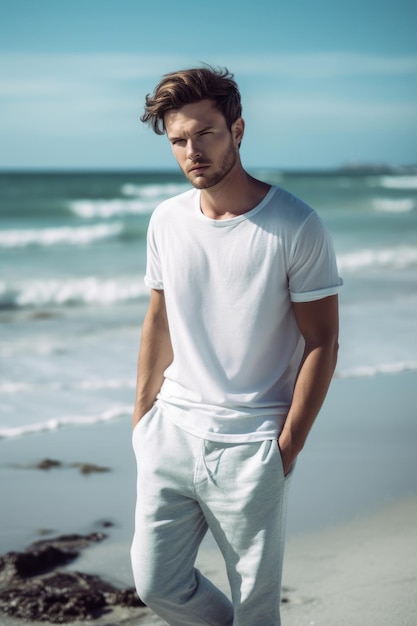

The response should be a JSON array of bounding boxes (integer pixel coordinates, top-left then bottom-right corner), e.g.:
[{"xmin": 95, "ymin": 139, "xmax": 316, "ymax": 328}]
[{"xmin": 232, "ymin": 117, "xmax": 245, "ymax": 148}]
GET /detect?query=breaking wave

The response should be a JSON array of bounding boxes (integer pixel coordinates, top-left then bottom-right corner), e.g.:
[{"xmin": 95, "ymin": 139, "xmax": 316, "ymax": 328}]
[
  {"xmin": 337, "ymin": 246, "xmax": 417, "ymax": 272},
  {"xmin": 0, "ymin": 405, "xmax": 132, "ymax": 439},
  {"xmin": 372, "ymin": 197, "xmax": 415, "ymax": 213},
  {"xmin": 0, "ymin": 223, "xmax": 123, "ymax": 248},
  {"xmin": 0, "ymin": 276, "xmax": 149, "ymax": 310},
  {"xmin": 336, "ymin": 361, "xmax": 417, "ymax": 379}
]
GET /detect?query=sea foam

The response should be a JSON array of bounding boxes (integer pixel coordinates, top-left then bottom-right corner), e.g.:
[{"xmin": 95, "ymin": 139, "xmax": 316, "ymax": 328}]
[
  {"xmin": 121, "ymin": 182, "xmax": 189, "ymax": 198},
  {"xmin": 372, "ymin": 197, "xmax": 415, "ymax": 213},
  {"xmin": 378, "ymin": 175, "xmax": 417, "ymax": 190},
  {"xmin": 337, "ymin": 246, "xmax": 417, "ymax": 272},
  {"xmin": 0, "ymin": 379, "xmax": 136, "ymax": 394},
  {"xmin": 69, "ymin": 199, "xmax": 154, "ymax": 218},
  {"xmin": 0, "ymin": 276, "xmax": 149, "ymax": 309},
  {"xmin": 336, "ymin": 361, "xmax": 417, "ymax": 379},
  {"xmin": 0, "ymin": 223, "xmax": 123, "ymax": 248},
  {"xmin": 69, "ymin": 182, "xmax": 191, "ymax": 218},
  {"xmin": 0, "ymin": 405, "xmax": 132, "ymax": 439}
]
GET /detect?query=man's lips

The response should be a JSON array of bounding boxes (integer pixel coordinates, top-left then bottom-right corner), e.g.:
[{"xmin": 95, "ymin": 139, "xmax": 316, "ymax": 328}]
[{"xmin": 189, "ymin": 164, "xmax": 209, "ymax": 174}]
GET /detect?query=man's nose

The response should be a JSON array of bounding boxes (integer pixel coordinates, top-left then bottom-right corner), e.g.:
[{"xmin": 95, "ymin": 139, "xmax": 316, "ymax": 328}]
[{"xmin": 186, "ymin": 139, "xmax": 202, "ymax": 161}]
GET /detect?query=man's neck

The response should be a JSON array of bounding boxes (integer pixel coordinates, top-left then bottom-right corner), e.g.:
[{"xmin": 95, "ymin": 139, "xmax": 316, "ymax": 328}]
[{"xmin": 200, "ymin": 170, "xmax": 271, "ymax": 220}]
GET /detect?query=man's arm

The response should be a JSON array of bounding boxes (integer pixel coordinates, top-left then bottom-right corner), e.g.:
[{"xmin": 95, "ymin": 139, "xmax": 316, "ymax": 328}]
[
  {"xmin": 132, "ymin": 289, "xmax": 173, "ymax": 428},
  {"xmin": 278, "ymin": 295, "xmax": 339, "ymax": 474}
]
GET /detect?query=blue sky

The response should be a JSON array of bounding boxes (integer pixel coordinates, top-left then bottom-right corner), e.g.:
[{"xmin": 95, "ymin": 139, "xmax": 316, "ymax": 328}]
[{"xmin": 1, "ymin": 0, "xmax": 416, "ymax": 170}]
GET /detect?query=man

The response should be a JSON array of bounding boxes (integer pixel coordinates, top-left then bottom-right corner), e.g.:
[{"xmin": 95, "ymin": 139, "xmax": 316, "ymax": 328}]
[{"xmin": 131, "ymin": 66, "xmax": 342, "ymax": 626}]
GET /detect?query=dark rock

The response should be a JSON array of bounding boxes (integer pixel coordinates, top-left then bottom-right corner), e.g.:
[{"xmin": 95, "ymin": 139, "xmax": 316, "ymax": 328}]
[
  {"xmin": 36, "ymin": 459, "xmax": 63, "ymax": 470},
  {"xmin": 0, "ymin": 571, "xmax": 144, "ymax": 622},
  {"xmin": 36, "ymin": 528, "xmax": 55, "ymax": 537},
  {"xmin": 96, "ymin": 519, "xmax": 115, "ymax": 529},
  {"xmin": 0, "ymin": 533, "xmax": 144, "ymax": 623},
  {"xmin": 70, "ymin": 462, "xmax": 111, "ymax": 475},
  {"xmin": 31, "ymin": 532, "xmax": 107, "ymax": 551},
  {"xmin": 0, "ymin": 545, "xmax": 77, "ymax": 581},
  {"xmin": 12, "ymin": 459, "xmax": 112, "ymax": 475},
  {"xmin": 0, "ymin": 533, "xmax": 106, "ymax": 582}
]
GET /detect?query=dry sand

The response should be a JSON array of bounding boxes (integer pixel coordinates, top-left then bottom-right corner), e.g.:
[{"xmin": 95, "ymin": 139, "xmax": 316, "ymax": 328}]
[{"xmin": 281, "ymin": 494, "xmax": 417, "ymax": 625}]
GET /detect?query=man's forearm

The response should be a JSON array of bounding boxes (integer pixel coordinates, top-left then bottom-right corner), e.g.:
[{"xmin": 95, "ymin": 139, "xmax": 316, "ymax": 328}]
[
  {"xmin": 278, "ymin": 337, "xmax": 338, "ymax": 473},
  {"xmin": 133, "ymin": 292, "xmax": 173, "ymax": 427}
]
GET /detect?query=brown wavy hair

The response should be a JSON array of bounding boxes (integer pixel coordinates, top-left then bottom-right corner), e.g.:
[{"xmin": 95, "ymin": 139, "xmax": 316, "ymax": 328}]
[{"xmin": 141, "ymin": 65, "xmax": 242, "ymax": 135}]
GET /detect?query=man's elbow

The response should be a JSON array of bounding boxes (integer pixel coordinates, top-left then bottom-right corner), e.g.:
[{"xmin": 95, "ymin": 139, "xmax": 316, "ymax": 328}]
[{"xmin": 305, "ymin": 331, "xmax": 339, "ymax": 367}]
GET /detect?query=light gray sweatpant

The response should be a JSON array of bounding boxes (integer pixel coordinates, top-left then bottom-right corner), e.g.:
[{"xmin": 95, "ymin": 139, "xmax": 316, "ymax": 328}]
[{"xmin": 130, "ymin": 404, "xmax": 293, "ymax": 626}]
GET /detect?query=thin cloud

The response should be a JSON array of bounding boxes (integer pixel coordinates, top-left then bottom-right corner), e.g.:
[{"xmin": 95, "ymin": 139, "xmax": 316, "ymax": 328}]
[
  {"xmin": 250, "ymin": 94, "xmax": 417, "ymax": 130},
  {"xmin": 1, "ymin": 51, "xmax": 417, "ymax": 98},
  {"xmin": 225, "ymin": 52, "xmax": 417, "ymax": 78}
]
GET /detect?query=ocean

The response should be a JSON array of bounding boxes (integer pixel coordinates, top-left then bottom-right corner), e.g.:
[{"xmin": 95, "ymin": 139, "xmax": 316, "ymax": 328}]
[{"xmin": 1, "ymin": 169, "xmax": 417, "ymax": 440}]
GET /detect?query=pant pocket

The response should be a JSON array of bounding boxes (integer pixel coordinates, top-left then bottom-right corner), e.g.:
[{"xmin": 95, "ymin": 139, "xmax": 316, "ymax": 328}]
[
  {"xmin": 255, "ymin": 439, "xmax": 286, "ymax": 478},
  {"xmin": 274, "ymin": 440, "xmax": 286, "ymax": 477},
  {"xmin": 132, "ymin": 403, "xmax": 158, "ymax": 448}
]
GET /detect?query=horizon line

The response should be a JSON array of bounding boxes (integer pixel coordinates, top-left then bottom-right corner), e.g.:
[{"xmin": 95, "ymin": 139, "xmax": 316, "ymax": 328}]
[{"xmin": 1, "ymin": 163, "xmax": 416, "ymax": 176}]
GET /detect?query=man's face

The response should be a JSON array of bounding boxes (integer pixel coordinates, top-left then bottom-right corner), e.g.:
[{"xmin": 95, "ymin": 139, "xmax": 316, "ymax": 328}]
[{"xmin": 164, "ymin": 99, "xmax": 244, "ymax": 189}]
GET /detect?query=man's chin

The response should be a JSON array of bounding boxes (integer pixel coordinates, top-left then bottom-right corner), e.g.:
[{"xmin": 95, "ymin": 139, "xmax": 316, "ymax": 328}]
[
  {"xmin": 191, "ymin": 179, "xmax": 213, "ymax": 190},
  {"xmin": 187, "ymin": 173, "xmax": 214, "ymax": 190}
]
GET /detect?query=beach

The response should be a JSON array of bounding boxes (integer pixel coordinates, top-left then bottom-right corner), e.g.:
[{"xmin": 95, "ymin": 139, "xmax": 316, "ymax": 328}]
[
  {"xmin": 1, "ymin": 371, "xmax": 416, "ymax": 625},
  {"xmin": 1, "ymin": 168, "xmax": 416, "ymax": 623}
]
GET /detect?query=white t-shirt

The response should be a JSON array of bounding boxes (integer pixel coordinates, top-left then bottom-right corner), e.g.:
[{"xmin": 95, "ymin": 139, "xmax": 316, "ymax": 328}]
[{"xmin": 145, "ymin": 185, "xmax": 342, "ymax": 442}]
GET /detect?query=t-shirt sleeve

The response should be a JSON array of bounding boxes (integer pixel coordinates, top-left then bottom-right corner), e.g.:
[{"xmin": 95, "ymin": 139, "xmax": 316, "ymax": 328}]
[
  {"xmin": 144, "ymin": 214, "xmax": 164, "ymax": 290},
  {"xmin": 288, "ymin": 211, "xmax": 343, "ymax": 302}
]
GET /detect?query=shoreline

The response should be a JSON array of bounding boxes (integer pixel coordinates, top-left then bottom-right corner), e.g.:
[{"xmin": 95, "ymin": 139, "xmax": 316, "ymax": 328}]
[
  {"xmin": 1, "ymin": 371, "xmax": 416, "ymax": 624},
  {"xmin": 1, "ymin": 370, "xmax": 416, "ymax": 552}
]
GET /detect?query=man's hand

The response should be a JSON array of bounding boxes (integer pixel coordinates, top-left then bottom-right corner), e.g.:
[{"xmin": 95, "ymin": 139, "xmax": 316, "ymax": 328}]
[{"xmin": 277, "ymin": 436, "xmax": 297, "ymax": 477}]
